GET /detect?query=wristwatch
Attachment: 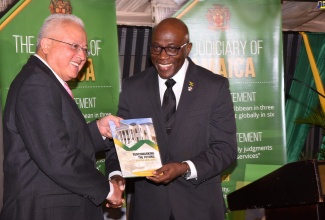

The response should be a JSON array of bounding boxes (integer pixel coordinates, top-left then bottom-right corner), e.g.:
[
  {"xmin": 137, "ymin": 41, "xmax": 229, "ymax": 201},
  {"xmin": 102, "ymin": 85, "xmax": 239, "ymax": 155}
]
[{"xmin": 182, "ymin": 162, "xmax": 191, "ymax": 179}]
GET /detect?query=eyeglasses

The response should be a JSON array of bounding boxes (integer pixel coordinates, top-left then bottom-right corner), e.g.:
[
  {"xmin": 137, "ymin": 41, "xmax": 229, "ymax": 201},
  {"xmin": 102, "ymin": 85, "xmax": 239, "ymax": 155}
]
[
  {"xmin": 48, "ymin": 38, "xmax": 90, "ymax": 56},
  {"xmin": 149, "ymin": 43, "xmax": 189, "ymax": 56}
]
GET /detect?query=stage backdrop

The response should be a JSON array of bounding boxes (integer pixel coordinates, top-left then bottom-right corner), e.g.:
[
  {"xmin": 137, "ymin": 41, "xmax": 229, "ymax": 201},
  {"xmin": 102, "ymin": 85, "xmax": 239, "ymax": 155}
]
[
  {"xmin": 174, "ymin": 0, "xmax": 286, "ymax": 219},
  {"xmin": 0, "ymin": 0, "xmax": 120, "ymax": 174}
]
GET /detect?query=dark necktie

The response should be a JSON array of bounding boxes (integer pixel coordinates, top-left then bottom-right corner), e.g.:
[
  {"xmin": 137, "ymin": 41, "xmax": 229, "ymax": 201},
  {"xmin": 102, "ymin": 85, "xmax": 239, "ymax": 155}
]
[{"xmin": 162, "ymin": 78, "xmax": 176, "ymax": 131}]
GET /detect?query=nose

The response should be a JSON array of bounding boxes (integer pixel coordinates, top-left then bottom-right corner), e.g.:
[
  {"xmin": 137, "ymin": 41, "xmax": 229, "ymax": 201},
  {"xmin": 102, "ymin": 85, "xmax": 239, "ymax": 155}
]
[{"xmin": 76, "ymin": 48, "xmax": 87, "ymax": 61}]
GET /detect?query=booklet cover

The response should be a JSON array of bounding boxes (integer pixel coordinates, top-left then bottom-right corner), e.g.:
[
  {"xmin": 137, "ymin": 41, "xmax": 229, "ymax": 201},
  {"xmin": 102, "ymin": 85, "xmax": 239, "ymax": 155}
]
[{"xmin": 109, "ymin": 118, "xmax": 163, "ymax": 178}]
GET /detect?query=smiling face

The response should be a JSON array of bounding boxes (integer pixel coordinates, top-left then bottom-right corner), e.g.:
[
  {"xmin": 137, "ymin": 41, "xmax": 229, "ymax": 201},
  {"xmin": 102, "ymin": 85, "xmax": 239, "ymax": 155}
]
[
  {"xmin": 39, "ymin": 22, "xmax": 88, "ymax": 81},
  {"xmin": 150, "ymin": 18, "xmax": 192, "ymax": 79}
]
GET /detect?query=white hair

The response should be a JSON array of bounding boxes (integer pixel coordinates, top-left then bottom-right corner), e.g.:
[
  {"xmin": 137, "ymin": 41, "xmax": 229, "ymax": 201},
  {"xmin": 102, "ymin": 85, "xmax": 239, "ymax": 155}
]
[{"xmin": 36, "ymin": 14, "xmax": 85, "ymax": 51}]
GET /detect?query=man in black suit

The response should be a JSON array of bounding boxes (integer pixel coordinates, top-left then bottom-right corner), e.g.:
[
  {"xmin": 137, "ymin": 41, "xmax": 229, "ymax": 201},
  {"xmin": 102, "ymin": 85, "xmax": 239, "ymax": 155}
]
[
  {"xmin": 108, "ymin": 18, "xmax": 237, "ymax": 220},
  {"xmin": 0, "ymin": 14, "xmax": 124, "ymax": 220}
]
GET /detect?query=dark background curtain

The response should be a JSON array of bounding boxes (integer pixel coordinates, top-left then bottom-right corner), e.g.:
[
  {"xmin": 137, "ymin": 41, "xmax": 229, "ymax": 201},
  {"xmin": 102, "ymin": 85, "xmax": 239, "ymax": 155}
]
[
  {"xmin": 283, "ymin": 31, "xmax": 303, "ymax": 100},
  {"xmin": 117, "ymin": 25, "xmax": 152, "ymax": 80}
]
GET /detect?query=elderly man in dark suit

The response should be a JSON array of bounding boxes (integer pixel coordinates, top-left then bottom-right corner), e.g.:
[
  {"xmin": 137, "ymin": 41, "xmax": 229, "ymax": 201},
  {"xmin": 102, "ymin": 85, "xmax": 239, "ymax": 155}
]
[
  {"xmin": 107, "ymin": 17, "xmax": 237, "ymax": 220},
  {"xmin": 0, "ymin": 14, "xmax": 124, "ymax": 220}
]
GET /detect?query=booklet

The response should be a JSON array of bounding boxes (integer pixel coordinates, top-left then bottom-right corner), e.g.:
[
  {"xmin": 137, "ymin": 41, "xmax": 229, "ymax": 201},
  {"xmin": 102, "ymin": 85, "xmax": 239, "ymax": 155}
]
[{"xmin": 109, "ymin": 118, "xmax": 163, "ymax": 178}]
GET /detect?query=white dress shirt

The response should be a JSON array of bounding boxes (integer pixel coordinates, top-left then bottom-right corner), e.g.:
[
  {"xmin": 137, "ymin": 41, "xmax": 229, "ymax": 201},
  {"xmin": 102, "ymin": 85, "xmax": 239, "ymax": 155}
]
[{"xmin": 158, "ymin": 58, "xmax": 197, "ymax": 179}]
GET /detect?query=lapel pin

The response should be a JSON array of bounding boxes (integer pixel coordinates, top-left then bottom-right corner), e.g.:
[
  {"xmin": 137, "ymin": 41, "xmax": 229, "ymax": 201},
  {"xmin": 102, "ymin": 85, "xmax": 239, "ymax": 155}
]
[{"xmin": 188, "ymin": 81, "xmax": 194, "ymax": 91}]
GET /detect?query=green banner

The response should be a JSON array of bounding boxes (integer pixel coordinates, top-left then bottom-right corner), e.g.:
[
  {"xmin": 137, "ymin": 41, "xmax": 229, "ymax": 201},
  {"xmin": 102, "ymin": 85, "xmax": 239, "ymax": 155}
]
[
  {"xmin": 0, "ymin": 0, "xmax": 120, "ymax": 119},
  {"xmin": 286, "ymin": 33, "xmax": 325, "ymax": 162},
  {"xmin": 0, "ymin": 0, "xmax": 119, "ymax": 180},
  {"xmin": 174, "ymin": 0, "xmax": 286, "ymax": 219}
]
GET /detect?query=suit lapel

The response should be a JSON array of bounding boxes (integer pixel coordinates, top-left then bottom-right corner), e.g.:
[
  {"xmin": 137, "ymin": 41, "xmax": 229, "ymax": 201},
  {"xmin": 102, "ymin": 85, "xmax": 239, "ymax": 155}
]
[
  {"xmin": 169, "ymin": 60, "xmax": 200, "ymax": 142},
  {"xmin": 145, "ymin": 61, "xmax": 200, "ymax": 157},
  {"xmin": 146, "ymin": 70, "xmax": 171, "ymax": 155},
  {"xmin": 32, "ymin": 56, "xmax": 85, "ymax": 122},
  {"xmin": 146, "ymin": 70, "xmax": 162, "ymax": 120}
]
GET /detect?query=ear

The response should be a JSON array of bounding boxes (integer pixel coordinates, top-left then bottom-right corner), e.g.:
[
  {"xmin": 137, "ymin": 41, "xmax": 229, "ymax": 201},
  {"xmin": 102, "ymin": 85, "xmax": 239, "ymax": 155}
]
[
  {"xmin": 40, "ymin": 38, "xmax": 51, "ymax": 53},
  {"xmin": 186, "ymin": 42, "xmax": 192, "ymax": 55}
]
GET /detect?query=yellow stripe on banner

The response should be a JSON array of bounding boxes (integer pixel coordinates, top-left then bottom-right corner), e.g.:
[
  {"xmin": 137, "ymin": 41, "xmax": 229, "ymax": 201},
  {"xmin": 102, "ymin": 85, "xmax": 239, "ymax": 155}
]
[
  {"xmin": 300, "ymin": 32, "xmax": 325, "ymax": 112},
  {"xmin": 176, "ymin": 0, "xmax": 199, "ymax": 19},
  {"xmin": 0, "ymin": 0, "xmax": 32, "ymax": 31}
]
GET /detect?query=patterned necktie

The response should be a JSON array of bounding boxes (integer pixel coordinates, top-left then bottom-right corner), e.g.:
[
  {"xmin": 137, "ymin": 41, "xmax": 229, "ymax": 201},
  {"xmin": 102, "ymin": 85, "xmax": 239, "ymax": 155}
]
[
  {"xmin": 64, "ymin": 82, "xmax": 74, "ymax": 99},
  {"xmin": 162, "ymin": 78, "xmax": 176, "ymax": 131}
]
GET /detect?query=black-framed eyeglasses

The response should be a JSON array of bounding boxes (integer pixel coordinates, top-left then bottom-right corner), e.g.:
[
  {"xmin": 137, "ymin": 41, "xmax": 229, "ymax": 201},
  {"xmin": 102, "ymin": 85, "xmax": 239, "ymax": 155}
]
[
  {"xmin": 48, "ymin": 38, "xmax": 90, "ymax": 56},
  {"xmin": 149, "ymin": 43, "xmax": 189, "ymax": 56}
]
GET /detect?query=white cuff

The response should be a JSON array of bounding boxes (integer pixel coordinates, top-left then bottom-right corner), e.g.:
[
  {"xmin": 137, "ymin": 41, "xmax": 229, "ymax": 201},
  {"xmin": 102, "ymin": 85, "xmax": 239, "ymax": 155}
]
[
  {"xmin": 107, "ymin": 181, "xmax": 114, "ymax": 199},
  {"xmin": 183, "ymin": 160, "xmax": 197, "ymax": 179},
  {"xmin": 108, "ymin": 171, "xmax": 123, "ymax": 180}
]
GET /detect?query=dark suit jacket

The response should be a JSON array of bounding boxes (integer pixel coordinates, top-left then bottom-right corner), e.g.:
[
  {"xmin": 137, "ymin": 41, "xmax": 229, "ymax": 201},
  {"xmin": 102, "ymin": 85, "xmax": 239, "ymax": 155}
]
[
  {"xmin": 108, "ymin": 58, "xmax": 237, "ymax": 220},
  {"xmin": 0, "ymin": 55, "xmax": 117, "ymax": 220}
]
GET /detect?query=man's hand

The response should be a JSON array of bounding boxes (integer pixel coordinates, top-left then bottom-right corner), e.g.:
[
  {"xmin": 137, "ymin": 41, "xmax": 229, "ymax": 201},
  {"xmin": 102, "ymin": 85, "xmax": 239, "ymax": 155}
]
[
  {"xmin": 106, "ymin": 176, "xmax": 125, "ymax": 208},
  {"xmin": 146, "ymin": 162, "xmax": 188, "ymax": 184},
  {"xmin": 96, "ymin": 114, "xmax": 122, "ymax": 138},
  {"xmin": 110, "ymin": 175, "xmax": 125, "ymax": 191}
]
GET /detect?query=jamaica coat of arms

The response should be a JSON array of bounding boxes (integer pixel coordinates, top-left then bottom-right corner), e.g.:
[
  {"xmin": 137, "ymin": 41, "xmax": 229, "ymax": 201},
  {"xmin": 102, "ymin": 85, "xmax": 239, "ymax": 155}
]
[
  {"xmin": 206, "ymin": 4, "xmax": 230, "ymax": 31},
  {"xmin": 49, "ymin": 0, "xmax": 72, "ymax": 14}
]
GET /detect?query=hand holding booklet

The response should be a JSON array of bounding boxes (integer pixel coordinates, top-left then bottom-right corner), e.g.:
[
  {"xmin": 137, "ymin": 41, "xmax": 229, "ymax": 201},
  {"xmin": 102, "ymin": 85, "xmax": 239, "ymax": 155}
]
[{"xmin": 109, "ymin": 118, "xmax": 163, "ymax": 178}]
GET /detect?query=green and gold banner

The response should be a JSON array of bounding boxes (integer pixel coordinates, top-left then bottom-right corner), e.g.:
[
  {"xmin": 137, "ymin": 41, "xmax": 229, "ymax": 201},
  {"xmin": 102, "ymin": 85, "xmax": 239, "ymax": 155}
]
[
  {"xmin": 174, "ymin": 0, "xmax": 286, "ymax": 219},
  {"xmin": 0, "ymin": 0, "xmax": 120, "ymax": 120},
  {"xmin": 0, "ymin": 0, "xmax": 120, "ymax": 174}
]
